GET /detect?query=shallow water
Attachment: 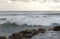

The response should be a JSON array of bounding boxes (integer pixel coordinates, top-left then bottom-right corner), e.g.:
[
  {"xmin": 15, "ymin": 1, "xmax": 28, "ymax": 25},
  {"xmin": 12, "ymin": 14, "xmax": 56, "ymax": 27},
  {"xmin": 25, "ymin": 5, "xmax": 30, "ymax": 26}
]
[
  {"xmin": 0, "ymin": 25, "xmax": 60, "ymax": 39},
  {"xmin": 31, "ymin": 31, "xmax": 60, "ymax": 39},
  {"xmin": 0, "ymin": 26, "xmax": 41, "ymax": 36}
]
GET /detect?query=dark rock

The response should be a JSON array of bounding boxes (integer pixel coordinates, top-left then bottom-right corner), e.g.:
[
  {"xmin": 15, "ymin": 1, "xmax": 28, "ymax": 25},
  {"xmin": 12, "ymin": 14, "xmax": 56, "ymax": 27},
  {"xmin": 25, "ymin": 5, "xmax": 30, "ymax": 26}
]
[
  {"xmin": 24, "ymin": 34, "xmax": 32, "ymax": 38},
  {"xmin": 38, "ymin": 28, "xmax": 46, "ymax": 33},
  {"xmin": 25, "ymin": 29, "xmax": 38, "ymax": 35},
  {"xmin": 19, "ymin": 31, "xmax": 26, "ymax": 35},
  {"xmin": 53, "ymin": 26, "xmax": 60, "ymax": 31},
  {"xmin": 8, "ymin": 33, "xmax": 22, "ymax": 39},
  {"xmin": 22, "ymin": 30, "xmax": 35, "ymax": 38},
  {"xmin": 31, "ymin": 29, "xmax": 38, "ymax": 35},
  {"xmin": 0, "ymin": 36, "xmax": 6, "ymax": 39},
  {"xmin": 19, "ymin": 29, "xmax": 38, "ymax": 38}
]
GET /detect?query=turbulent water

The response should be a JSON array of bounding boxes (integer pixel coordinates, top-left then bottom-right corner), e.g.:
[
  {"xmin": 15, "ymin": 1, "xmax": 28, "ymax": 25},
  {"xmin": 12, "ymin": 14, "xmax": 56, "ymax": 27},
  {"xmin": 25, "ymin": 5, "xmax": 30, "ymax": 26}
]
[
  {"xmin": 0, "ymin": 15, "xmax": 60, "ymax": 26},
  {"xmin": 0, "ymin": 11, "xmax": 60, "ymax": 39}
]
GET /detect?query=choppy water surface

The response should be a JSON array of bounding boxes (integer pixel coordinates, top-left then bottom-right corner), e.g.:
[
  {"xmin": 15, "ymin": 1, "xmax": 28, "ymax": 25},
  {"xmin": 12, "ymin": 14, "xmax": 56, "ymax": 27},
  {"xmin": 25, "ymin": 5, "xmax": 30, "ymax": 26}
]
[
  {"xmin": 0, "ymin": 15, "xmax": 60, "ymax": 39},
  {"xmin": 0, "ymin": 15, "xmax": 60, "ymax": 26}
]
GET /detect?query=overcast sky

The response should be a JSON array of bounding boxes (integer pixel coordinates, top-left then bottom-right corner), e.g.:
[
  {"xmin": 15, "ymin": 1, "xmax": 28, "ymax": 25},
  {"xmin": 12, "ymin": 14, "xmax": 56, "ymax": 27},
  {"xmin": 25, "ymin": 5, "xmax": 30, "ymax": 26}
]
[{"xmin": 0, "ymin": 0, "xmax": 60, "ymax": 11}]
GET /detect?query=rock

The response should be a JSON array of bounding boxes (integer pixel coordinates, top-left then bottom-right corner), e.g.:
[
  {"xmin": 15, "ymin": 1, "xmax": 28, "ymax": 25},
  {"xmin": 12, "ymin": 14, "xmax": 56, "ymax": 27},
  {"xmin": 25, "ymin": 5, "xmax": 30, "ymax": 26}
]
[
  {"xmin": 0, "ymin": 36, "xmax": 6, "ymax": 39},
  {"xmin": 22, "ymin": 30, "xmax": 35, "ymax": 38},
  {"xmin": 8, "ymin": 33, "xmax": 22, "ymax": 39},
  {"xmin": 19, "ymin": 31, "xmax": 32, "ymax": 38},
  {"xmin": 18, "ymin": 32, "xmax": 24, "ymax": 37},
  {"xmin": 53, "ymin": 26, "xmax": 60, "ymax": 31},
  {"xmin": 31, "ymin": 29, "xmax": 38, "ymax": 35},
  {"xmin": 25, "ymin": 29, "xmax": 38, "ymax": 35},
  {"xmin": 8, "ymin": 29, "xmax": 40, "ymax": 39},
  {"xmin": 19, "ymin": 29, "xmax": 38, "ymax": 38},
  {"xmin": 19, "ymin": 30, "xmax": 30, "ymax": 34},
  {"xmin": 24, "ymin": 34, "xmax": 32, "ymax": 38},
  {"xmin": 21, "ymin": 37, "xmax": 30, "ymax": 39},
  {"xmin": 38, "ymin": 28, "xmax": 46, "ymax": 33}
]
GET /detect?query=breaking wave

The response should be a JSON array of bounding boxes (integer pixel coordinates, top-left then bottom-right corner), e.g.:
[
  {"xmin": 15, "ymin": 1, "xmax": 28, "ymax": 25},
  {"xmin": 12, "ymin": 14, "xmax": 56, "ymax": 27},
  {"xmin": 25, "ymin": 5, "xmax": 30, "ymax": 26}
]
[
  {"xmin": 0, "ymin": 15, "xmax": 60, "ymax": 26},
  {"xmin": 0, "ymin": 21, "xmax": 19, "ymax": 26}
]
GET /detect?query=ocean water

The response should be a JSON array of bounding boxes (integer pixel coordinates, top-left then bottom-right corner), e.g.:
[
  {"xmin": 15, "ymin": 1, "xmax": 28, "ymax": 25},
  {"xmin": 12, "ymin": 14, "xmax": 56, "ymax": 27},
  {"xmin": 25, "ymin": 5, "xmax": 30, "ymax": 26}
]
[
  {"xmin": 0, "ymin": 11, "xmax": 60, "ymax": 39},
  {"xmin": 0, "ymin": 15, "xmax": 60, "ymax": 26},
  {"xmin": 31, "ymin": 31, "xmax": 60, "ymax": 39}
]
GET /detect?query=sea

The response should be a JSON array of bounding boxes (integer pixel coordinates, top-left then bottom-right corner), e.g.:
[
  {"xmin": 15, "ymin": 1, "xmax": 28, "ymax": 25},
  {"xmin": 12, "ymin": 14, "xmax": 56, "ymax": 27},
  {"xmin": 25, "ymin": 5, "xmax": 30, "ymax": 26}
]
[{"xmin": 0, "ymin": 11, "xmax": 60, "ymax": 39}]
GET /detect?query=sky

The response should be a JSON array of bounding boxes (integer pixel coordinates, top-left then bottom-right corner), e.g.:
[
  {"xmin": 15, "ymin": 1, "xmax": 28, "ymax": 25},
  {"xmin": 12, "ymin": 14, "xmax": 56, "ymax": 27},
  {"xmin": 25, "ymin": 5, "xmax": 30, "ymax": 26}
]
[{"xmin": 0, "ymin": 0, "xmax": 60, "ymax": 11}]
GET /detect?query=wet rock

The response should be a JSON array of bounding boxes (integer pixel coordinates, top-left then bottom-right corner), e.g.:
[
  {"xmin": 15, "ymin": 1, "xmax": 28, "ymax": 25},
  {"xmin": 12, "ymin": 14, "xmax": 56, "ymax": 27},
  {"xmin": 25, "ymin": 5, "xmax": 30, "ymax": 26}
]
[
  {"xmin": 53, "ymin": 26, "xmax": 60, "ymax": 31},
  {"xmin": 8, "ymin": 33, "xmax": 22, "ymax": 39},
  {"xmin": 0, "ymin": 36, "xmax": 6, "ymax": 39},
  {"xmin": 25, "ymin": 29, "xmax": 38, "ymax": 35},
  {"xmin": 8, "ymin": 29, "xmax": 41, "ymax": 39},
  {"xmin": 18, "ymin": 32, "xmax": 24, "ymax": 37},
  {"xmin": 24, "ymin": 34, "xmax": 32, "ymax": 38},
  {"xmin": 19, "ymin": 31, "xmax": 32, "ymax": 38},
  {"xmin": 38, "ymin": 28, "xmax": 46, "ymax": 33},
  {"xmin": 22, "ymin": 30, "xmax": 35, "ymax": 38},
  {"xmin": 31, "ymin": 29, "xmax": 38, "ymax": 35},
  {"xmin": 19, "ymin": 29, "xmax": 38, "ymax": 38},
  {"xmin": 21, "ymin": 37, "xmax": 30, "ymax": 39}
]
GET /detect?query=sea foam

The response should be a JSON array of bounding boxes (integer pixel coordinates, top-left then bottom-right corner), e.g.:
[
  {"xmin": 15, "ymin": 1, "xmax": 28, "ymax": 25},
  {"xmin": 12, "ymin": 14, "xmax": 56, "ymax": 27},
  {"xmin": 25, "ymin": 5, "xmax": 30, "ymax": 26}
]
[{"xmin": 0, "ymin": 15, "xmax": 60, "ymax": 26}]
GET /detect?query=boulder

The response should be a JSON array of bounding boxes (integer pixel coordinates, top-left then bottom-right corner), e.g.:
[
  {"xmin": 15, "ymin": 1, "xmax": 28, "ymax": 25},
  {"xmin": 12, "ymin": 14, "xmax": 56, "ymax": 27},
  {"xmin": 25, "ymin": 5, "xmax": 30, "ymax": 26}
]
[
  {"xmin": 25, "ymin": 29, "xmax": 38, "ymax": 35},
  {"xmin": 8, "ymin": 33, "xmax": 22, "ymax": 39},
  {"xmin": 24, "ymin": 34, "xmax": 32, "ymax": 38},
  {"xmin": 38, "ymin": 28, "xmax": 46, "ymax": 33},
  {"xmin": 53, "ymin": 26, "xmax": 60, "ymax": 31},
  {"xmin": 19, "ymin": 29, "xmax": 38, "ymax": 38},
  {"xmin": 21, "ymin": 30, "xmax": 35, "ymax": 38},
  {"xmin": 31, "ymin": 29, "xmax": 38, "ymax": 35},
  {"xmin": 0, "ymin": 36, "xmax": 6, "ymax": 39},
  {"xmin": 25, "ymin": 30, "xmax": 34, "ymax": 33}
]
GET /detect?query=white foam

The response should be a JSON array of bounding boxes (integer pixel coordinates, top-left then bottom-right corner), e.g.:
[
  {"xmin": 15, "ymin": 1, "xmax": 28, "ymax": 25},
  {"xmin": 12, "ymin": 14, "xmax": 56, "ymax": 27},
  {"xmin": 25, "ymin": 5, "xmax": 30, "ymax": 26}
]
[{"xmin": 0, "ymin": 15, "xmax": 60, "ymax": 26}]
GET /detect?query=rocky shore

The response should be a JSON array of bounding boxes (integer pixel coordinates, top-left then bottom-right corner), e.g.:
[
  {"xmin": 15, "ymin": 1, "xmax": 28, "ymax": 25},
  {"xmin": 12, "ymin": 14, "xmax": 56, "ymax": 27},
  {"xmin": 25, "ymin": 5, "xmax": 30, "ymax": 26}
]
[{"xmin": 0, "ymin": 26, "xmax": 60, "ymax": 39}]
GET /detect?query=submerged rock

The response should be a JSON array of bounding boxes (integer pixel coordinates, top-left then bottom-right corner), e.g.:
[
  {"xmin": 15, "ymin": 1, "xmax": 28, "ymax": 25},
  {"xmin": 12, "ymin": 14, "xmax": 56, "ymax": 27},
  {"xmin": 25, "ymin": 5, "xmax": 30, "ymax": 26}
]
[
  {"xmin": 38, "ymin": 28, "xmax": 46, "ymax": 33},
  {"xmin": 0, "ymin": 36, "xmax": 6, "ymax": 39},
  {"xmin": 53, "ymin": 26, "xmax": 60, "ymax": 31}
]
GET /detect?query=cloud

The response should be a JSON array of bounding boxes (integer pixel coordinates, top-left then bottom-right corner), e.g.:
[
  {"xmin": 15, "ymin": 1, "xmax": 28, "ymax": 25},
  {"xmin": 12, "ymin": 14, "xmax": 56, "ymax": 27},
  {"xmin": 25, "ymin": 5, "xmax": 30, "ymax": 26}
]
[
  {"xmin": 10, "ymin": 0, "xmax": 18, "ymax": 1},
  {"xmin": 53, "ymin": 0, "xmax": 60, "ymax": 2},
  {"xmin": 0, "ymin": 0, "xmax": 60, "ymax": 11},
  {"xmin": 20, "ymin": 0, "xmax": 32, "ymax": 2},
  {"xmin": 10, "ymin": 0, "xmax": 32, "ymax": 2},
  {"xmin": 10, "ymin": 0, "xmax": 47, "ymax": 3},
  {"xmin": 10, "ymin": 0, "xmax": 38, "ymax": 2}
]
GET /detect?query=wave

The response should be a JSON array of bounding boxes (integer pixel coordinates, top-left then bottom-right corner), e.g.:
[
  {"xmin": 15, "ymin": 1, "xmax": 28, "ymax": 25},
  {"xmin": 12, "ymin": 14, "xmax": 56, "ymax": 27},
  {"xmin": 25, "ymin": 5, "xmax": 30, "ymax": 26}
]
[
  {"xmin": 0, "ymin": 21, "xmax": 19, "ymax": 26},
  {"xmin": 0, "ymin": 15, "xmax": 60, "ymax": 26}
]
